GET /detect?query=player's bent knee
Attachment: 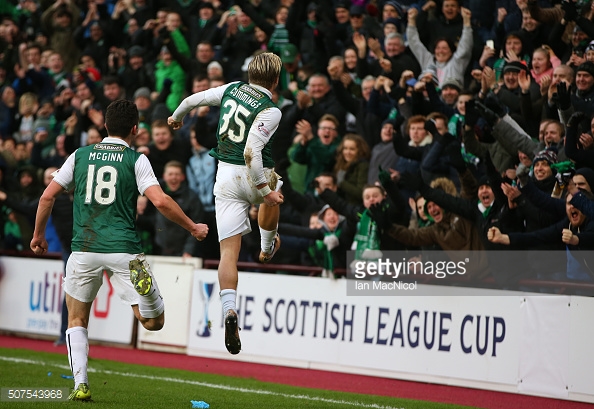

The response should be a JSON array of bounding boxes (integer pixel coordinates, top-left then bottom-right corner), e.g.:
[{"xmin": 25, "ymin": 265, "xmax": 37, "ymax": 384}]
[
  {"xmin": 141, "ymin": 315, "xmax": 164, "ymax": 331},
  {"xmin": 140, "ymin": 313, "xmax": 165, "ymax": 331}
]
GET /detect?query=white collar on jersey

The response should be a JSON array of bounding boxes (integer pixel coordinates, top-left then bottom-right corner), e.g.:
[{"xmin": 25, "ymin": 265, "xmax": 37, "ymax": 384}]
[
  {"xmin": 102, "ymin": 136, "xmax": 130, "ymax": 148},
  {"xmin": 249, "ymin": 83, "xmax": 273, "ymax": 99}
]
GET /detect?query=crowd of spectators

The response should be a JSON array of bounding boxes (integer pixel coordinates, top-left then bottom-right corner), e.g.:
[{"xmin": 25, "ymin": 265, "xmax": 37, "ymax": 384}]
[{"xmin": 1, "ymin": 0, "xmax": 594, "ymax": 293}]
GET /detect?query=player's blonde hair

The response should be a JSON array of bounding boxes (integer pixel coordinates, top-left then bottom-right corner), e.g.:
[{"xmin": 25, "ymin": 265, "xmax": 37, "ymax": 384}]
[{"xmin": 248, "ymin": 52, "xmax": 282, "ymax": 90}]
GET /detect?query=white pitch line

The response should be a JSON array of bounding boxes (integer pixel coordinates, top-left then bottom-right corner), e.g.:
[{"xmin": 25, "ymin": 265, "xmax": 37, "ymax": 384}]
[{"xmin": 0, "ymin": 356, "xmax": 405, "ymax": 409}]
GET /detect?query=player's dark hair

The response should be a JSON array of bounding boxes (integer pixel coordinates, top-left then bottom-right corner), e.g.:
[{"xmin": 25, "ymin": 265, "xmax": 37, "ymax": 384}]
[{"xmin": 105, "ymin": 99, "xmax": 138, "ymax": 137}]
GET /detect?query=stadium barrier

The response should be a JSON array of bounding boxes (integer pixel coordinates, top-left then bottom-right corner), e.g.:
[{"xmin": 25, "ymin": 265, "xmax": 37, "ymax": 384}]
[{"xmin": 0, "ymin": 254, "xmax": 592, "ymax": 404}]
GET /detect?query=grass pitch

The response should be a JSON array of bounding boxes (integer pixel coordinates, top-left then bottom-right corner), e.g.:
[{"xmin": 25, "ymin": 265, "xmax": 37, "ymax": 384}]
[{"xmin": 0, "ymin": 347, "xmax": 476, "ymax": 408}]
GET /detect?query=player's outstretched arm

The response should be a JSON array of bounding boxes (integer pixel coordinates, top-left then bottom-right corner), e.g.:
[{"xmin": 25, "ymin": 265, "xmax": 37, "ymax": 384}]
[
  {"xmin": 144, "ymin": 185, "xmax": 208, "ymax": 240},
  {"xmin": 31, "ymin": 181, "xmax": 65, "ymax": 255},
  {"xmin": 169, "ymin": 83, "xmax": 232, "ymax": 129}
]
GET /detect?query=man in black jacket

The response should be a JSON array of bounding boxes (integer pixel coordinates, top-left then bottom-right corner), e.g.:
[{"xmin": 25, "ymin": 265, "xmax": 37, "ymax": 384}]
[
  {"xmin": 188, "ymin": 3, "xmax": 221, "ymax": 52},
  {"xmin": 118, "ymin": 46, "xmax": 153, "ymax": 100},
  {"xmin": 489, "ymin": 192, "xmax": 594, "ymax": 290},
  {"xmin": 154, "ymin": 161, "xmax": 204, "ymax": 257},
  {"xmin": 283, "ymin": 73, "xmax": 348, "ymax": 136},
  {"xmin": 354, "ymin": 32, "xmax": 421, "ymax": 87}
]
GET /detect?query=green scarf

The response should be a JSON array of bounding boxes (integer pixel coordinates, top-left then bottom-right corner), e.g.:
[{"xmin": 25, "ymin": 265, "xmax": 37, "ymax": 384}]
[
  {"xmin": 449, "ymin": 114, "xmax": 480, "ymax": 166},
  {"xmin": 418, "ymin": 217, "xmax": 432, "ymax": 227},
  {"xmin": 551, "ymin": 161, "xmax": 574, "ymax": 174},
  {"xmin": 478, "ymin": 201, "xmax": 492, "ymax": 218},
  {"xmin": 170, "ymin": 29, "xmax": 190, "ymax": 58},
  {"xmin": 308, "ymin": 229, "xmax": 341, "ymax": 271},
  {"xmin": 353, "ymin": 209, "xmax": 381, "ymax": 260}
]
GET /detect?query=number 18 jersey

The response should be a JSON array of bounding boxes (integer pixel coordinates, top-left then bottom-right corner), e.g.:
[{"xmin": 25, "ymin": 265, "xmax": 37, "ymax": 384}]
[{"xmin": 53, "ymin": 138, "xmax": 159, "ymax": 254}]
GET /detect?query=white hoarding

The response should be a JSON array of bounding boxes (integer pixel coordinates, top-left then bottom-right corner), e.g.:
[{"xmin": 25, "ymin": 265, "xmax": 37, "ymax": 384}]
[
  {"xmin": 0, "ymin": 257, "xmax": 133, "ymax": 344},
  {"xmin": 568, "ymin": 296, "xmax": 594, "ymax": 399},
  {"xmin": 136, "ymin": 256, "xmax": 200, "ymax": 351},
  {"xmin": 187, "ymin": 270, "xmax": 521, "ymax": 388},
  {"xmin": 0, "ymin": 258, "xmax": 64, "ymax": 336}
]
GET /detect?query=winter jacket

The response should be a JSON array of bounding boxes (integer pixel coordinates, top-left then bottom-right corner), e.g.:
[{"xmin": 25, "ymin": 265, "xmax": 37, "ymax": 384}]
[
  {"xmin": 387, "ymin": 212, "xmax": 489, "ymax": 280},
  {"xmin": 337, "ymin": 159, "xmax": 369, "ymax": 206},
  {"xmin": 406, "ymin": 24, "xmax": 473, "ymax": 87},
  {"xmin": 154, "ymin": 59, "xmax": 186, "ymax": 114},
  {"xmin": 291, "ymin": 138, "xmax": 339, "ymax": 193},
  {"xmin": 155, "ymin": 181, "xmax": 204, "ymax": 256}
]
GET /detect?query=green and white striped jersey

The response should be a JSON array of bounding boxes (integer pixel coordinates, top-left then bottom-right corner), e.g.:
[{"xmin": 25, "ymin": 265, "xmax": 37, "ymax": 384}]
[{"xmin": 53, "ymin": 138, "xmax": 159, "ymax": 253}]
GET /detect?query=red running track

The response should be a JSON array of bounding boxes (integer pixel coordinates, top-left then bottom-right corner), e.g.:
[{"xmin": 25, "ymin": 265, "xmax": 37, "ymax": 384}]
[{"xmin": 0, "ymin": 335, "xmax": 590, "ymax": 409}]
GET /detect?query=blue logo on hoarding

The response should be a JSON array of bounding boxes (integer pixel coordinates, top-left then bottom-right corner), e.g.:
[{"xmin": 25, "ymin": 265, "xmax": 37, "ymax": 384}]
[
  {"xmin": 30, "ymin": 271, "xmax": 63, "ymax": 313},
  {"xmin": 196, "ymin": 281, "xmax": 215, "ymax": 337}
]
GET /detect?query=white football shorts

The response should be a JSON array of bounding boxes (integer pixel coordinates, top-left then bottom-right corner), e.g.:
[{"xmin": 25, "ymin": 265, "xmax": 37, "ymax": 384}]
[
  {"xmin": 64, "ymin": 252, "xmax": 153, "ymax": 305},
  {"xmin": 214, "ymin": 162, "xmax": 282, "ymax": 241}
]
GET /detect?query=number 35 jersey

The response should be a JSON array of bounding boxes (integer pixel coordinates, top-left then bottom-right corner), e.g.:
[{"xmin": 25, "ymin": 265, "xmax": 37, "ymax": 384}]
[
  {"xmin": 210, "ymin": 82, "xmax": 277, "ymax": 168},
  {"xmin": 53, "ymin": 137, "xmax": 159, "ymax": 254}
]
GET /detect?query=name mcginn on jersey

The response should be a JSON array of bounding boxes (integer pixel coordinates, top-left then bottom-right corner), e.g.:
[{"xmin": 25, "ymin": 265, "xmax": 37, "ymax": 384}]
[{"xmin": 88, "ymin": 152, "xmax": 124, "ymax": 162}]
